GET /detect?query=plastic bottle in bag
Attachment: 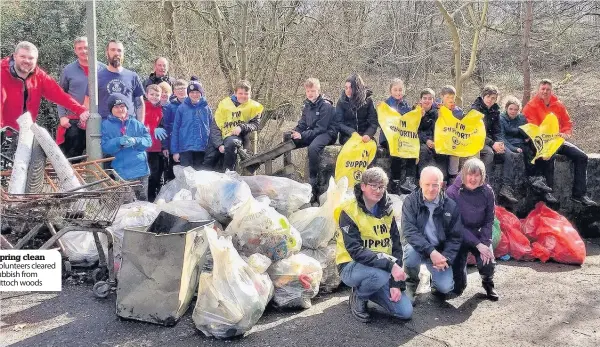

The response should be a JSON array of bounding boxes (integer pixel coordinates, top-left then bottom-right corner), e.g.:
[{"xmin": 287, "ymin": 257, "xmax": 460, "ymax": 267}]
[{"xmin": 268, "ymin": 253, "xmax": 323, "ymax": 309}]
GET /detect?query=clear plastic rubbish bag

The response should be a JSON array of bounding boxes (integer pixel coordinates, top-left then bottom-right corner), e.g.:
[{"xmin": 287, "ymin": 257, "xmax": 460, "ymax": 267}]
[
  {"xmin": 300, "ymin": 244, "xmax": 340, "ymax": 293},
  {"xmin": 268, "ymin": 253, "xmax": 323, "ymax": 309},
  {"xmin": 237, "ymin": 174, "xmax": 312, "ymax": 216},
  {"xmin": 246, "ymin": 253, "xmax": 273, "ymax": 274},
  {"xmin": 225, "ymin": 197, "xmax": 302, "ymax": 261},
  {"xmin": 155, "ymin": 166, "xmax": 197, "ymax": 204},
  {"xmin": 192, "ymin": 229, "xmax": 273, "ymax": 339},
  {"xmin": 289, "ymin": 177, "xmax": 348, "ymax": 249},
  {"xmin": 187, "ymin": 170, "xmax": 253, "ymax": 224}
]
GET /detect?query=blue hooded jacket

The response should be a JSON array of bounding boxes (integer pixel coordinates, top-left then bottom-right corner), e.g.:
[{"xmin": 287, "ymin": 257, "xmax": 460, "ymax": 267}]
[
  {"xmin": 101, "ymin": 115, "xmax": 152, "ymax": 180},
  {"xmin": 159, "ymin": 98, "xmax": 182, "ymax": 149},
  {"xmin": 171, "ymin": 96, "xmax": 212, "ymax": 154},
  {"xmin": 380, "ymin": 95, "xmax": 412, "ymax": 146}
]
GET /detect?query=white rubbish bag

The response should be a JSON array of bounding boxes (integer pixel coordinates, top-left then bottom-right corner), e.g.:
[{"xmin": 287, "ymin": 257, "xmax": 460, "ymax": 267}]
[
  {"xmin": 61, "ymin": 230, "xmax": 108, "ymax": 266},
  {"xmin": 225, "ymin": 197, "xmax": 301, "ymax": 261},
  {"xmin": 300, "ymin": 245, "xmax": 340, "ymax": 293},
  {"xmin": 159, "ymin": 200, "xmax": 213, "ymax": 221},
  {"xmin": 106, "ymin": 201, "xmax": 160, "ymax": 272},
  {"xmin": 388, "ymin": 193, "xmax": 407, "ymax": 223},
  {"xmin": 288, "ymin": 177, "xmax": 348, "ymax": 249},
  {"xmin": 8, "ymin": 113, "xmax": 34, "ymax": 194},
  {"xmin": 192, "ymin": 229, "xmax": 273, "ymax": 339},
  {"xmin": 268, "ymin": 253, "xmax": 323, "ymax": 309},
  {"xmin": 237, "ymin": 175, "xmax": 312, "ymax": 216}
]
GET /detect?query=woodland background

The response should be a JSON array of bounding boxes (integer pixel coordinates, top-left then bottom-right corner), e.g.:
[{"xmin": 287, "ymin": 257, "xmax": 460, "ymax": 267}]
[{"xmin": 2, "ymin": 0, "xmax": 599, "ymax": 163}]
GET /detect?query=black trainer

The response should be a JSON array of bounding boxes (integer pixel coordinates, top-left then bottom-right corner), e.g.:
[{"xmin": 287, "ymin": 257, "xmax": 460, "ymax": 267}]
[
  {"xmin": 529, "ymin": 176, "xmax": 553, "ymax": 193},
  {"xmin": 390, "ymin": 180, "xmax": 401, "ymax": 195},
  {"xmin": 400, "ymin": 176, "xmax": 417, "ymax": 193},
  {"xmin": 404, "ymin": 283, "xmax": 417, "ymax": 305},
  {"xmin": 543, "ymin": 192, "xmax": 558, "ymax": 203},
  {"xmin": 309, "ymin": 184, "xmax": 319, "ymax": 205},
  {"xmin": 571, "ymin": 195, "xmax": 599, "ymax": 207},
  {"xmin": 499, "ymin": 186, "xmax": 518, "ymax": 203},
  {"xmin": 430, "ymin": 286, "xmax": 448, "ymax": 301},
  {"xmin": 349, "ymin": 288, "xmax": 371, "ymax": 323},
  {"xmin": 482, "ymin": 281, "xmax": 499, "ymax": 301}
]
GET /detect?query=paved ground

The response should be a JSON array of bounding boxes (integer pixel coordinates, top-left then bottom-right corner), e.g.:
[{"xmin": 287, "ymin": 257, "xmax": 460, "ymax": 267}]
[{"xmin": 2, "ymin": 239, "xmax": 600, "ymax": 347}]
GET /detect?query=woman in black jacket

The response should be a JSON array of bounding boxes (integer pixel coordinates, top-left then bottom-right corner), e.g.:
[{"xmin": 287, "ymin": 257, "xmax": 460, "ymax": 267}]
[{"xmin": 335, "ymin": 74, "xmax": 378, "ymax": 145}]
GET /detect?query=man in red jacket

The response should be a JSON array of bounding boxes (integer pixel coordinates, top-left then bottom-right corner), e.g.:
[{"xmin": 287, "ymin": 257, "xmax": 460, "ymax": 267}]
[
  {"xmin": 523, "ymin": 79, "xmax": 597, "ymax": 206},
  {"xmin": 1, "ymin": 41, "xmax": 89, "ymax": 130}
]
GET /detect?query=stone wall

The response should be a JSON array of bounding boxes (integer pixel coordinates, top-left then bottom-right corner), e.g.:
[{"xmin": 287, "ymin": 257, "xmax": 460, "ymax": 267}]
[{"xmin": 316, "ymin": 147, "xmax": 600, "ymax": 236}]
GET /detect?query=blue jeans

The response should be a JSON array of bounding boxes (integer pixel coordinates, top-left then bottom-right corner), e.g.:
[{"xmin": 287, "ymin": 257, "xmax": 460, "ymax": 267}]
[
  {"xmin": 402, "ymin": 243, "xmax": 454, "ymax": 294},
  {"xmin": 340, "ymin": 261, "xmax": 413, "ymax": 319}
]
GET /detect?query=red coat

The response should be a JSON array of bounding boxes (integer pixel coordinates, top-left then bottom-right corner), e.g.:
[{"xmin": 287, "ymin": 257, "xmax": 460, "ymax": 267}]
[
  {"xmin": 143, "ymin": 99, "xmax": 163, "ymax": 152},
  {"xmin": 0, "ymin": 56, "xmax": 86, "ymax": 130},
  {"xmin": 522, "ymin": 94, "xmax": 573, "ymax": 135}
]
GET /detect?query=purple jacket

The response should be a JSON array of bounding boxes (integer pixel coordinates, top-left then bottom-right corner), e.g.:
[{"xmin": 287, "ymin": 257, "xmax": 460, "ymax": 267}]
[{"xmin": 445, "ymin": 176, "xmax": 495, "ymax": 247}]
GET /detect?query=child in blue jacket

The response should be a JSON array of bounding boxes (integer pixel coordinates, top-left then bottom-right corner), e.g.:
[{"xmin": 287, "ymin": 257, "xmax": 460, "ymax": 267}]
[
  {"xmin": 101, "ymin": 93, "xmax": 152, "ymax": 201},
  {"xmin": 171, "ymin": 80, "xmax": 213, "ymax": 170}
]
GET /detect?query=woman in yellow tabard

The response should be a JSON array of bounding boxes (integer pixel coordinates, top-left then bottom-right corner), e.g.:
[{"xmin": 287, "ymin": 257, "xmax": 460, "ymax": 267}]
[
  {"xmin": 203, "ymin": 80, "xmax": 263, "ymax": 171},
  {"xmin": 335, "ymin": 167, "xmax": 413, "ymax": 323}
]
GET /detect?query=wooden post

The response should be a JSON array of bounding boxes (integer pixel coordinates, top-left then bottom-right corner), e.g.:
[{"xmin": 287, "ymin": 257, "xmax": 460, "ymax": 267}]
[
  {"xmin": 283, "ymin": 132, "xmax": 292, "ymax": 167},
  {"xmin": 265, "ymin": 160, "xmax": 273, "ymax": 175}
]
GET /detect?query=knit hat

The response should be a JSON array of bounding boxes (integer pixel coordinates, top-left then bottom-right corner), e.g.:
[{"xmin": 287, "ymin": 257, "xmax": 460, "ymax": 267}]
[
  {"xmin": 108, "ymin": 93, "xmax": 128, "ymax": 111},
  {"xmin": 187, "ymin": 80, "xmax": 204, "ymax": 95}
]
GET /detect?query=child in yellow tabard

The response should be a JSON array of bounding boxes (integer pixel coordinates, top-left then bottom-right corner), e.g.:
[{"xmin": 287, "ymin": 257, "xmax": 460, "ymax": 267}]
[{"xmin": 203, "ymin": 80, "xmax": 263, "ymax": 171}]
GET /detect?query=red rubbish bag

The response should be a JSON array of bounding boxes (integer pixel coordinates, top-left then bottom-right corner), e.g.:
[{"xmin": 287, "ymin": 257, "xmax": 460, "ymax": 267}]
[
  {"xmin": 531, "ymin": 242, "xmax": 551, "ymax": 263},
  {"xmin": 522, "ymin": 202, "xmax": 586, "ymax": 265},
  {"xmin": 495, "ymin": 206, "xmax": 533, "ymax": 260},
  {"xmin": 494, "ymin": 232, "xmax": 510, "ymax": 258}
]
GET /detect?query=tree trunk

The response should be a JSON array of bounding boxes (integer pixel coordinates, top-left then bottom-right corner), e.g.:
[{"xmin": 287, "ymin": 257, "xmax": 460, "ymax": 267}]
[
  {"xmin": 436, "ymin": 0, "xmax": 488, "ymax": 106},
  {"xmin": 435, "ymin": 1, "xmax": 463, "ymax": 104},
  {"xmin": 239, "ymin": 0, "xmax": 249, "ymax": 80},
  {"xmin": 163, "ymin": 1, "xmax": 177, "ymax": 65},
  {"xmin": 211, "ymin": 1, "xmax": 235, "ymax": 92},
  {"xmin": 521, "ymin": 0, "xmax": 534, "ymax": 106}
]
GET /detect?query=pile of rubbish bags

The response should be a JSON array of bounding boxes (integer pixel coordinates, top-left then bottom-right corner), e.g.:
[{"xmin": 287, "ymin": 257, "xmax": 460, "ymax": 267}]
[
  {"xmin": 105, "ymin": 169, "xmax": 341, "ymax": 338},
  {"xmin": 91, "ymin": 164, "xmax": 588, "ymax": 339},
  {"xmin": 493, "ymin": 204, "xmax": 586, "ymax": 265}
]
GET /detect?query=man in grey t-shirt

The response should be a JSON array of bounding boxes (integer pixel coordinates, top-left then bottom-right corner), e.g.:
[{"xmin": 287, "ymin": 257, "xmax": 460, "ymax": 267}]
[{"xmin": 57, "ymin": 36, "xmax": 106, "ymax": 158}]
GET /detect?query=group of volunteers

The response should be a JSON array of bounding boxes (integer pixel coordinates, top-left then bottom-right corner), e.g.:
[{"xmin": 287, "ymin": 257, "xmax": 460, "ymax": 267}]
[
  {"xmin": 1, "ymin": 38, "xmax": 597, "ymax": 323},
  {"xmin": 1, "ymin": 39, "xmax": 263, "ymax": 201}
]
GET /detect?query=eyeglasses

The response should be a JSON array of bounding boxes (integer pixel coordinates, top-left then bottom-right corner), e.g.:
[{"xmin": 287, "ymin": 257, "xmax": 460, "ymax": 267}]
[{"xmin": 368, "ymin": 184, "xmax": 386, "ymax": 192}]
